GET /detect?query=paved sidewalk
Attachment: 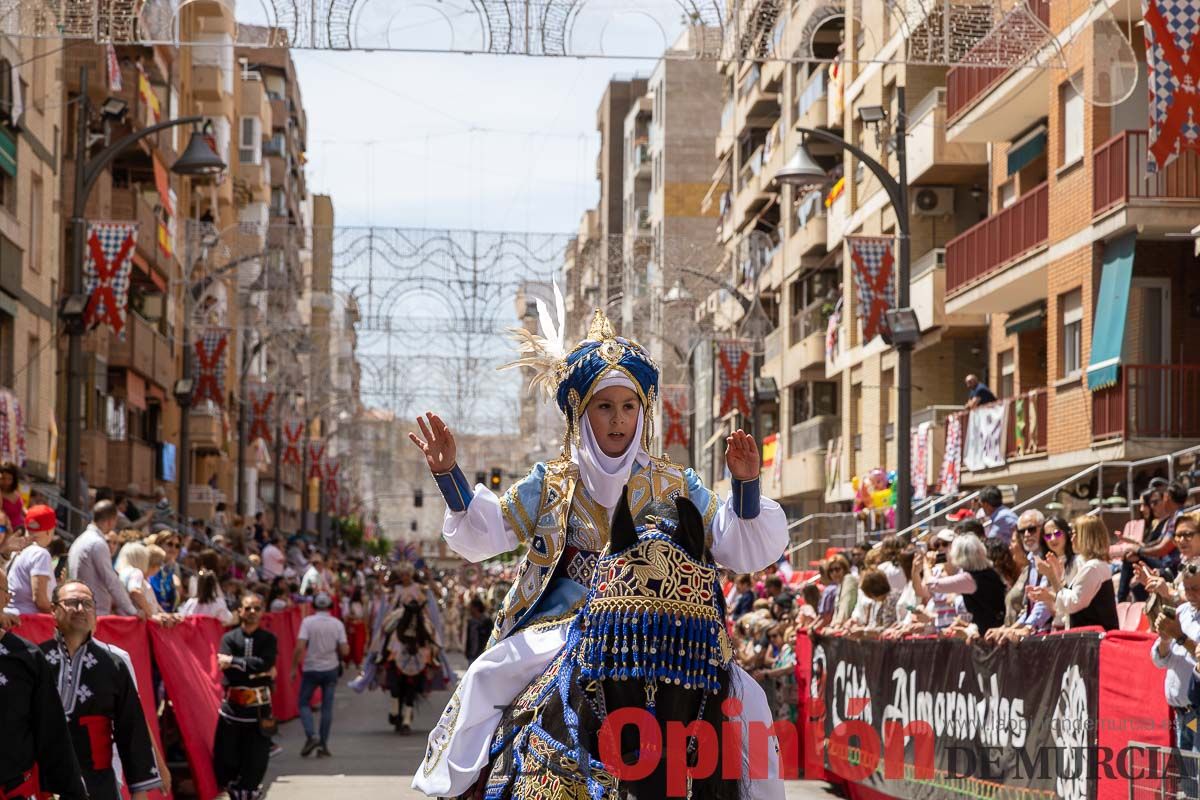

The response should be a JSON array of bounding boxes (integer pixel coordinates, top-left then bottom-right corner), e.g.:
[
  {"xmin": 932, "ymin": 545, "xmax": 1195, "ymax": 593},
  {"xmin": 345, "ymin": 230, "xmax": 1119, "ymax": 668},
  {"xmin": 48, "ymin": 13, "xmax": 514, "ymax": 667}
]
[{"xmin": 263, "ymin": 654, "xmax": 837, "ymax": 799}]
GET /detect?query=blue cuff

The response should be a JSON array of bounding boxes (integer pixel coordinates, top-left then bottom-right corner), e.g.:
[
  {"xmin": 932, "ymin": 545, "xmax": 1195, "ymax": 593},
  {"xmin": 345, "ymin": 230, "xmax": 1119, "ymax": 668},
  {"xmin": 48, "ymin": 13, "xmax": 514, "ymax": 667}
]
[
  {"xmin": 434, "ymin": 465, "xmax": 473, "ymax": 513},
  {"xmin": 731, "ymin": 477, "xmax": 761, "ymax": 520}
]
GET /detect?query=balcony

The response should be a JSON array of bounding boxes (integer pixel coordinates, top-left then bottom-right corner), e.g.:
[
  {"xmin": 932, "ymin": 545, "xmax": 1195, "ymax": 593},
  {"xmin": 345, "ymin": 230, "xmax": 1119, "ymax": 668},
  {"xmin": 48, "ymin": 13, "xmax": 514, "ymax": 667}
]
[
  {"xmin": 791, "ymin": 189, "xmax": 827, "ymax": 257},
  {"xmin": 906, "ymin": 88, "xmax": 987, "ymax": 185},
  {"xmin": 826, "ymin": 190, "xmax": 847, "ymax": 251},
  {"xmin": 192, "ymin": 64, "xmax": 227, "ymax": 103},
  {"xmin": 109, "ymin": 313, "xmax": 158, "ymax": 382},
  {"xmin": 1005, "ymin": 388, "xmax": 1049, "ymax": 459},
  {"xmin": 945, "ymin": 182, "xmax": 1049, "ymax": 313},
  {"xmin": 153, "ymin": 332, "xmax": 175, "ymax": 391},
  {"xmin": 1093, "ymin": 130, "xmax": 1200, "ymax": 232},
  {"xmin": 108, "ymin": 439, "xmax": 155, "ymax": 495},
  {"xmin": 779, "ymin": 415, "xmax": 838, "ymax": 498},
  {"xmin": 945, "ymin": 0, "xmax": 1052, "ymax": 143},
  {"xmin": 717, "ymin": 99, "xmax": 735, "ymax": 158},
  {"xmin": 736, "ymin": 63, "xmax": 780, "ymax": 130},
  {"xmin": 632, "ymin": 141, "xmax": 650, "ymax": 179},
  {"xmin": 188, "ymin": 407, "xmax": 224, "ymax": 453},
  {"xmin": 1093, "ymin": 365, "xmax": 1200, "ymax": 441},
  {"xmin": 795, "ymin": 68, "xmax": 828, "ymax": 133}
]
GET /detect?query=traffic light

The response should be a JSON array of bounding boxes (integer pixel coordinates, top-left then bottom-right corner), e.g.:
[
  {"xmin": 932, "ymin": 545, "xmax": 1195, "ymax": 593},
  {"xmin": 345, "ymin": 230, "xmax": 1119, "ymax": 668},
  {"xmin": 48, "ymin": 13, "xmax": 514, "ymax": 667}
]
[
  {"xmin": 490, "ymin": 468, "xmax": 502, "ymax": 490},
  {"xmin": 414, "ymin": 488, "xmax": 423, "ymax": 508},
  {"xmin": 475, "ymin": 471, "xmax": 487, "ymax": 486}
]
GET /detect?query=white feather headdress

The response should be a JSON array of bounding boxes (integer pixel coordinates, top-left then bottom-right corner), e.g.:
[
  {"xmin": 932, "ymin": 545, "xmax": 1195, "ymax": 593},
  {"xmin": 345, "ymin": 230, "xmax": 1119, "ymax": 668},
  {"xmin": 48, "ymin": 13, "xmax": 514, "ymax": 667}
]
[{"xmin": 498, "ymin": 282, "xmax": 568, "ymax": 401}]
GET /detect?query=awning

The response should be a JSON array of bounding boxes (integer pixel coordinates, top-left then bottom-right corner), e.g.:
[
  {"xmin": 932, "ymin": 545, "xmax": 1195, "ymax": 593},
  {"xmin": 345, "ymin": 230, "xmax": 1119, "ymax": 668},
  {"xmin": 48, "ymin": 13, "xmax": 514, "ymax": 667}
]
[
  {"xmin": 0, "ymin": 129, "xmax": 16, "ymax": 178},
  {"xmin": 1087, "ymin": 232, "xmax": 1136, "ymax": 391},
  {"xmin": 1004, "ymin": 300, "xmax": 1046, "ymax": 336},
  {"xmin": 1007, "ymin": 124, "xmax": 1047, "ymax": 176}
]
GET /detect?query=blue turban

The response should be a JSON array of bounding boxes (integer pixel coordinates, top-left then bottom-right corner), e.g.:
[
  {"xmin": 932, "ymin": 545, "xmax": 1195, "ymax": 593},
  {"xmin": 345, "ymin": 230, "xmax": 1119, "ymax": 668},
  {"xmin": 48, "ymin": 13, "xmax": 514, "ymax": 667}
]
[{"xmin": 555, "ymin": 312, "xmax": 659, "ymax": 418}]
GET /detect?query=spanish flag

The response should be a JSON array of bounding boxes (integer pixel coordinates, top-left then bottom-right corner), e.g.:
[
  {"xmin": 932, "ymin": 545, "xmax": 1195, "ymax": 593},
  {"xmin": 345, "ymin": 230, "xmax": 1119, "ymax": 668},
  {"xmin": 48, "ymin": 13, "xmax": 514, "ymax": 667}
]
[{"xmin": 137, "ymin": 63, "xmax": 161, "ymax": 124}]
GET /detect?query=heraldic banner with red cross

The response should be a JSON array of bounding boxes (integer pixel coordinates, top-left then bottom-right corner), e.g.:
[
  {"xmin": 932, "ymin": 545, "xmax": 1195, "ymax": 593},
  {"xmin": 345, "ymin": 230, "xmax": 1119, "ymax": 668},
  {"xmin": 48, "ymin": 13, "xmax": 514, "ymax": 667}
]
[
  {"xmin": 84, "ymin": 222, "xmax": 138, "ymax": 338},
  {"xmin": 717, "ymin": 339, "xmax": 753, "ymax": 417},
  {"xmin": 192, "ymin": 331, "xmax": 228, "ymax": 407},
  {"xmin": 848, "ymin": 235, "xmax": 896, "ymax": 343},
  {"xmin": 1142, "ymin": 0, "xmax": 1200, "ymax": 173},
  {"xmin": 247, "ymin": 383, "xmax": 275, "ymax": 445},
  {"xmin": 662, "ymin": 385, "xmax": 691, "ymax": 449},
  {"xmin": 282, "ymin": 419, "xmax": 305, "ymax": 465}
]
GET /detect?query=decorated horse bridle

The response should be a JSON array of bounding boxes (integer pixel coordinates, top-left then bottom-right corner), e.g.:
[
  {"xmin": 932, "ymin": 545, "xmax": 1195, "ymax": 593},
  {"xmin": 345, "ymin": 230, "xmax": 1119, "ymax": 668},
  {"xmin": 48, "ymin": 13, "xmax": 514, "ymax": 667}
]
[{"xmin": 531, "ymin": 520, "xmax": 734, "ymax": 800}]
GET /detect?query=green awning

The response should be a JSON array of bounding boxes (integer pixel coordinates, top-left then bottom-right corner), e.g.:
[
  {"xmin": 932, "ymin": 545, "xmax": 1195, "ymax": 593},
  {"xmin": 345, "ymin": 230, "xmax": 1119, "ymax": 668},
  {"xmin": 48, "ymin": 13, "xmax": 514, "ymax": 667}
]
[
  {"xmin": 1005, "ymin": 301, "xmax": 1046, "ymax": 336},
  {"xmin": 1007, "ymin": 125, "xmax": 1047, "ymax": 176},
  {"xmin": 1087, "ymin": 232, "xmax": 1136, "ymax": 391},
  {"xmin": 0, "ymin": 129, "xmax": 15, "ymax": 178}
]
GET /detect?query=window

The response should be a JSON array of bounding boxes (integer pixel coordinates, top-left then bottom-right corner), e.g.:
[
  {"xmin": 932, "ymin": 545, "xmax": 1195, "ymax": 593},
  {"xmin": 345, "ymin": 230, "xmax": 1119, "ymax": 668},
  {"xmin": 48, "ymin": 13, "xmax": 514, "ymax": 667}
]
[
  {"xmin": 1060, "ymin": 77, "xmax": 1084, "ymax": 166},
  {"xmin": 1000, "ymin": 180, "xmax": 1017, "ymax": 208},
  {"xmin": 25, "ymin": 335, "xmax": 38, "ymax": 428},
  {"xmin": 270, "ymin": 188, "xmax": 286, "ymax": 216},
  {"xmin": 999, "ymin": 349, "xmax": 1015, "ymax": 398},
  {"xmin": 1061, "ymin": 289, "xmax": 1083, "ymax": 378},
  {"xmin": 28, "ymin": 175, "xmax": 41, "ymax": 272},
  {"xmin": 239, "ymin": 116, "xmax": 262, "ymax": 164}
]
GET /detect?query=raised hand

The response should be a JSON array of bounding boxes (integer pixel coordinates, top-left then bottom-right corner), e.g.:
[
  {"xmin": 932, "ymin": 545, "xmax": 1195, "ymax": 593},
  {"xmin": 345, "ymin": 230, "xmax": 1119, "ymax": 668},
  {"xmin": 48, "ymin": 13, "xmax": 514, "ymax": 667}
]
[
  {"xmin": 725, "ymin": 429, "xmax": 761, "ymax": 482},
  {"xmin": 409, "ymin": 412, "xmax": 457, "ymax": 474}
]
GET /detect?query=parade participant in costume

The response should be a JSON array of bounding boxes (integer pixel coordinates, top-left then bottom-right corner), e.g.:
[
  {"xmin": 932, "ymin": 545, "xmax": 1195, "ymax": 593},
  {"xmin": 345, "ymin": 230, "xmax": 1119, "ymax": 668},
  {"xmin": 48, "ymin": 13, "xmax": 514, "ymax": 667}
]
[
  {"xmin": 39, "ymin": 581, "xmax": 163, "ymax": 800},
  {"xmin": 409, "ymin": 307, "xmax": 789, "ymax": 798},
  {"xmin": 0, "ymin": 570, "xmax": 88, "ymax": 800},
  {"xmin": 213, "ymin": 592, "xmax": 278, "ymax": 800},
  {"xmin": 384, "ymin": 598, "xmax": 438, "ymax": 734}
]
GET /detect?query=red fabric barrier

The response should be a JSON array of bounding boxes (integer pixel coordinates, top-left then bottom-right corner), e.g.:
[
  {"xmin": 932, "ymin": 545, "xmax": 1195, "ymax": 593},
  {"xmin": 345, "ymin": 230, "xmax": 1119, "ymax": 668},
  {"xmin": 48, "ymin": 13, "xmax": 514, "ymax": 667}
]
[
  {"xmin": 793, "ymin": 630, "xmax": 826, "ymax": 781},
  {"xmin": 1097, "ymin": 630, "xmax": 1170, "ymax": 800},
  {"xmin": 261, "ymin": 605, "xmax": 303, "ymax": 721},
  {"xmin": 12, "ymin": 615, "xmax": 169, "ymax": 800},
  {"xmin": 148, "ymin": 617, "xmax": 225, "ymax": 800}
]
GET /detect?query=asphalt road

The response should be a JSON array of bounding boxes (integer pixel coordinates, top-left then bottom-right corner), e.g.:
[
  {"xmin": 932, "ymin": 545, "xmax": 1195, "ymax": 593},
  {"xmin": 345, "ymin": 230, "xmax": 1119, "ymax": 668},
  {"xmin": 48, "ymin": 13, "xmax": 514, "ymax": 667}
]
[{"xmin": 262, "ymin": 653, "xmax": 839, "ymax": 800}]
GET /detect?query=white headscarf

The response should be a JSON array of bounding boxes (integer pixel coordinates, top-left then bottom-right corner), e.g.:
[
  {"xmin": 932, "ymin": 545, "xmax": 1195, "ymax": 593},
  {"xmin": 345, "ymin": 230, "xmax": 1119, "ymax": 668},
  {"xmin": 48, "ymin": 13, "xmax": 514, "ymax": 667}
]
[{"xmin": 572, "ymin": 372, "xmax": 649, "ymax": 510}]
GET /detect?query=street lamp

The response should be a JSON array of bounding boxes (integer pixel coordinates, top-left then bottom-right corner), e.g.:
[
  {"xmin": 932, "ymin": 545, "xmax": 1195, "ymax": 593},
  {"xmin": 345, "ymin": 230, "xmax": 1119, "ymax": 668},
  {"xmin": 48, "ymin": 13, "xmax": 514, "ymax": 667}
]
[
  {"xmin": 777, "ymin": 86, "xmax": 917, "ymax": 531},
  {"xmin": 62, "ymin": 65, "xmax": 225, "ymax": 532}
]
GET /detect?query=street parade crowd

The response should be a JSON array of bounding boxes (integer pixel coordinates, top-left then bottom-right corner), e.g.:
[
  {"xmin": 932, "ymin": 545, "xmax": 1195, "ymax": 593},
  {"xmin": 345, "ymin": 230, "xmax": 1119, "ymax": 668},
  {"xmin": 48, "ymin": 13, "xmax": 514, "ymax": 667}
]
[{"xmin": 3, "ymin": 307, "xmax": 1200, "ymax": 800}]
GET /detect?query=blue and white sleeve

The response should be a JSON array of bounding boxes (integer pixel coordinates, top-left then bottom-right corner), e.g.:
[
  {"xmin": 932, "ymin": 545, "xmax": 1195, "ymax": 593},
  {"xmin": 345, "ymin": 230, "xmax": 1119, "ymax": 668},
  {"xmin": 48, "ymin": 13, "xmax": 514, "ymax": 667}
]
[
  {"xmin": 684, "ymin": 468, "xmax": 788, "ymax": 575},
  {"xmin": 441, "ymin": 463, "xmax": 545, "ymax": 563}
]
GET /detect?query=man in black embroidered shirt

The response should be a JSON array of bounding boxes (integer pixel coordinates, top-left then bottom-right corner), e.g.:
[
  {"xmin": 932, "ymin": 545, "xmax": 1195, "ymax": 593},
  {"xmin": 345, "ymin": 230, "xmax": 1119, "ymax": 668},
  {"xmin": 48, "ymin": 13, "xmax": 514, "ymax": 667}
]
[
  {"xmin": 0, "ymin": 570, "xmax": 88, "ymax": 800},
  {"xmin": 40, "ymin": 580, "xmax": 162, "ymax": 800},
  {"xmin": 213, "ymin": 591, "xmax": 278, "ymax": 800}
]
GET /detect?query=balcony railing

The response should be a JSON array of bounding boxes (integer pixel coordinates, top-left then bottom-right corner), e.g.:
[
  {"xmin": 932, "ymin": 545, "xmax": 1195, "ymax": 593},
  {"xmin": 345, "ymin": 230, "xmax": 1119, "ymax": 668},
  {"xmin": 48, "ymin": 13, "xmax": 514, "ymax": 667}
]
[
  {"xmin": 796, "ymin": 68, "xmax": 827, "ymax": 123},
  {"xmin": 787, "ymin": 301, "xmax": 832, "ymax": 347},
  {"xmin": 1093, "ymin": 130, "xmax": 1200, "ymax": 216},
  {"xmin": 946, "ymin": 181, "xmax": 1048, "ymax": 295},
  {"xmin": 1093, "ymin": 364, "xmax": 1200, "ymax": 441},
  {"xmin": 789, "ymin": 415, "xmax": 840, "ymax": 458},
  {"xmin": 946, "ymin": 0, "xmax": 1052, "ymax": 121}
]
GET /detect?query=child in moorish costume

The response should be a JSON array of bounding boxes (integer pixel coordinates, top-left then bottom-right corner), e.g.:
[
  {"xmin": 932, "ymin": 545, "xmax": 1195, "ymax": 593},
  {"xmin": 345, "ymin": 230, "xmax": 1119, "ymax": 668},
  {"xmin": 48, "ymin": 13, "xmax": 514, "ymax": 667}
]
[{"xmin": 408, "ymin": 309, "xmax": 789, "ymax": 799}]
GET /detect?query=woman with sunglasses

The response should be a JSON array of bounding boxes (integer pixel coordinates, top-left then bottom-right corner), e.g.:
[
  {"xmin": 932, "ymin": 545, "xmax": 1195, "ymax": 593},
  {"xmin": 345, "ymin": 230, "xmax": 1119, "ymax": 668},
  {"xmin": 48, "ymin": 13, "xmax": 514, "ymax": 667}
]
[
  {"xmin": 815, "ymin": 555, "xmax": 850, "ymax": 628},
  {"xmin": 1028, "ymin": 516, "xmax": 1119, "ymax": 631},
  {"xmin": 1136, "ymin": 512, "xmax": 1200, "ymax": 608}
]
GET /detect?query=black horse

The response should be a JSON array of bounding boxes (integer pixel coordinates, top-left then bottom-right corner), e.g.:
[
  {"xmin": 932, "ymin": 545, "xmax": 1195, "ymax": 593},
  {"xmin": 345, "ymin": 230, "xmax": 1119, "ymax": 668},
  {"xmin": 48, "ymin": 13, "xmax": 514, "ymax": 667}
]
[{"xmin": 468, "ymin": 490, "xmax": 745, "ymax": 800}]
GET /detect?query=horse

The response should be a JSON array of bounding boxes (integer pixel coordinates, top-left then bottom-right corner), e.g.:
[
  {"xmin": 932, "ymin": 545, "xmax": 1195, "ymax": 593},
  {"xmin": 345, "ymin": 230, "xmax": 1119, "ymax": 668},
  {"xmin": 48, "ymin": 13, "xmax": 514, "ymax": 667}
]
[{"xmin": 467, "ymin": 489, "xmax": 745, "ymax": 800}]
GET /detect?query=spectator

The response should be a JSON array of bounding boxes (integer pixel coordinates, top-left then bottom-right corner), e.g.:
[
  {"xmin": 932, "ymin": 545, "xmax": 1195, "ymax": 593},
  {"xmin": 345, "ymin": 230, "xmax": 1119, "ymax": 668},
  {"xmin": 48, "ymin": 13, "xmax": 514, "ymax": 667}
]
[
  {"xmin": 1029, "ymin": 516, "xmax": 1119, "ymax": 631},
  {"xmin": 301, "ymin": 554, "xmax": 330, "ymax": 596},
  {"xmin": 1150, "ymin": 565, "xmax": 1200, "ymax": 772},
  {"xmin": 849, "ymin": 568, "xmax": 898, "ymax": 634},
  {"xmin": 0, "ymin": 462, "xmax": 25, "ymax": 530},
  {"xmin": 816, "ymin": 555, "xmax": 848, "ymax": 626},
  {"xmin": 67, "ymin": 501, "xmax": 138, "ymax": 617},
  {"xmin": 918, "ymin": 534, "xmax": 1007, "ymax": 636},
  {"xmin": 117, "ymin": 542, "xmax": 159, "ymax": 617},
  {"xmin": 261, "ymin": 534, "xmax": 286, "ymax": 581},
  {"xmin": 1112, "ymin": 490, "xmax": 1154, "ymax": 562},
  {"xmin": 988, "ymin": 512, "xmax": 1051, "ymax": 642},
  {"xmin": 253, "ymin": 511, "xmax": 267, "ymax": 548},
  {"xmin": 979, "ymin": 486, "xmax": 1017, "ymax": 544},
  {"xmin": 463, "ymin": 596, "xmax": 490, "ymax": 663},
  {"xmin": 179, "ymin": 569, "xmax": 235, "ymax": 625},
  {"xmin": 731, "ymin": 574, "xmax": 756, "ymax": 619},
  {"xmin": 955, "ymin": 518, "xmax": 987, "ymax": 540},
  {"xmin": 4, "ymin": 504, "xmax": 59, "ymax": 614},
  {"xmin": 875, "ymin": 536, "xmax": 908, "ymax": 592},
  {"xmin": 753, "ymin": 623, "xmax": 797, "ymax": 724},
  {"xmin": 763, "ymin": 575, "xmax": 792, "ymax": 605},
  {"xmin": 1121, "ymin": 482, "xmax": 1186, "ymax": 601},
  {"xmin": 0, "ymin": 568, "xmax": 89, "ymax": 799},
  {"xmin": 1138, "ymin": 513, "xmax": 1200, "ymax": 614},
  {"xmin": 293, "ymin": 592, "xmax": 348, "ymax": 758},
  {"xmin": 797, "ymin": 583, "xmax": 821, "ymax": 626},
  {"xmin": 988, "ymin": 537, "xmax": 1021, "ymax": 589},
  {"xmin": 847, "ymin": 543, "xmax": 868, "ymax": 576},
  {"xmin": 964, "ymin": 374, "xmax": 997, "ymax": 409},
  {"xmin": 146, "ymin": 532, "xmax": 181, "ymax": 612}
]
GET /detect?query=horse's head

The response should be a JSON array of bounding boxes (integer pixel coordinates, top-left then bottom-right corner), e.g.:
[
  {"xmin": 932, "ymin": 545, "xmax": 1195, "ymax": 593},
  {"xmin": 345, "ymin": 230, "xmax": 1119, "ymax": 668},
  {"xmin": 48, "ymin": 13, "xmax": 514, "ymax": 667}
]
[{"xmin": 568, "ymin": 488, "xmax": 738, "ymax": 798}]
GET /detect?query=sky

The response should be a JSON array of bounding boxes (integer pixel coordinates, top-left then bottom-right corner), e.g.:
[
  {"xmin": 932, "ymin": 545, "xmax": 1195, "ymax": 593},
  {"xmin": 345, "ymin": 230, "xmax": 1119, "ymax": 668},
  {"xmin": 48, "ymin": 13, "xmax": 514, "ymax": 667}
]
[{"xmin": 292, "ymin": 49, "xmax": 658, "ymax": 235}]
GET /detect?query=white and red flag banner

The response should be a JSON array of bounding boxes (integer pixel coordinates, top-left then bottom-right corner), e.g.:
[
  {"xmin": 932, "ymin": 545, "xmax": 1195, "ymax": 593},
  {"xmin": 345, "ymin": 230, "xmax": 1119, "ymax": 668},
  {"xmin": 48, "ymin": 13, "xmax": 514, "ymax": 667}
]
[
  {"xmin": 1142, "ymin": 0, "xmax": 1200, "ymax": 173},
  {"xmin": 282, "ymin": 419, "xmax": 304, "ymax": 465},
  {"xmin": 662, "ymin": 385, "xmax": 690, "ymax": 449},
  {"xmin": 84, "ymin": 223, "xmax": 137, "ymax": 337},
  {"xmin": 717, "ymin": 340, "xmax": 753, "ymax": 416},
  {"xmin": 246, "ymin": 383, "xmax": 275, "ymax": 445},
  {"xmin": 191, "ymin": 330, "xmax": 227, "ymax": 407},
  {"xmin": 848, "ymin": 236, "xmax": 895, "ymax": 343},
  {"xmin": 307, "ymin": 442, "xmax": 325, "ymax": 480}
]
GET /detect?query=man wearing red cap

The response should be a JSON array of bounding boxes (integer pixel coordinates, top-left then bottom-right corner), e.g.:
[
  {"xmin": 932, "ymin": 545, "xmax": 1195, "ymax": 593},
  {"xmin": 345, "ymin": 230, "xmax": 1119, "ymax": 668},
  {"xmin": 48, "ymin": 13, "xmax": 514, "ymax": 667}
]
[{"xmin": 3, "ymin": 505, "xmax": 58, "ymax": 615}]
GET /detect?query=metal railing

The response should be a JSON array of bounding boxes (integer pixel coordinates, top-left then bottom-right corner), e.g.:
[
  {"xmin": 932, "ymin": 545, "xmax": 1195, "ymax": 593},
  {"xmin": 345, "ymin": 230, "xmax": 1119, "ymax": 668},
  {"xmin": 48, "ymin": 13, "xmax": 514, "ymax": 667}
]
[{"xmin": 1125, "ymin": 740, "xmax": 1199, "ymax": 800}]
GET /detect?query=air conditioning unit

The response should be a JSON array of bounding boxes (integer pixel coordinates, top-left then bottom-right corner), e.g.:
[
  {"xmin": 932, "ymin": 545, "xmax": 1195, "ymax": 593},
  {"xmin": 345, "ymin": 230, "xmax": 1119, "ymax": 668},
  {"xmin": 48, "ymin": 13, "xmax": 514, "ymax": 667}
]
[{"xmin": 911, "ymin": 187, "xmax": 954, "ymax": 217}]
